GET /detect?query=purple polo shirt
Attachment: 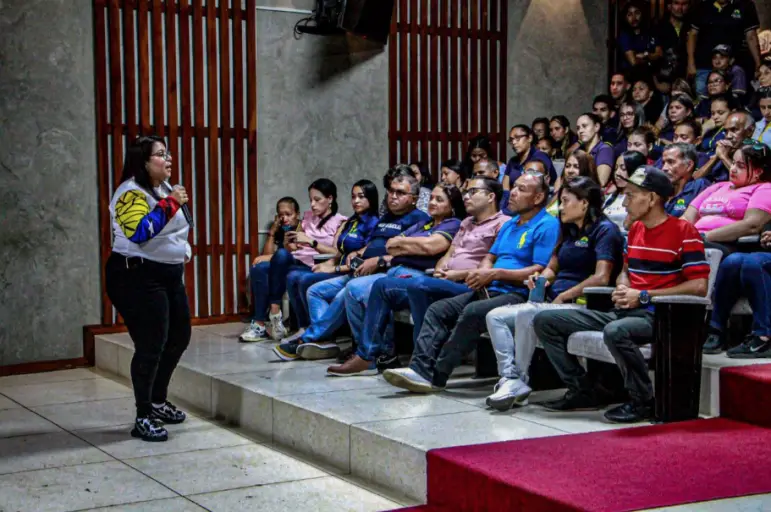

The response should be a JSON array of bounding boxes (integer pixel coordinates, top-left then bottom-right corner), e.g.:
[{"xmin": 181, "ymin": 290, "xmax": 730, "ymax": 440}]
[
  {"xmin": 585, "ymin": 141, "xmax": 615, "ymax": 169},
  {"xmin": 444, "ymin": 212, "xmax": 511, "ymax": 271},
  {"xmin": 391, "ymin": 217, "xmax": 462, "ymax": 270},
  {"xmin": 505, "ymin": 147, "xmax": 557, "ymax": 184}
]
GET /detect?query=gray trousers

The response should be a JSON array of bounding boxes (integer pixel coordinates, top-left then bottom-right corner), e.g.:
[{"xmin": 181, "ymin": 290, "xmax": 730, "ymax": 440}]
[
  {"xmin": 532, "ymin": 308, "xmax": 655, "ymax": 402},
  {"xmin": 409, "ymin": 291, "xmax": 526, "ymax": 387}
]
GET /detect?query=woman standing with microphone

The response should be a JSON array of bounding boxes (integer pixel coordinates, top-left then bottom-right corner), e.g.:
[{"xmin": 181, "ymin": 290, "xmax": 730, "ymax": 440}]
[{"xmin": 106, "ymin": 135, "xmax": 192, "ymax": 442}]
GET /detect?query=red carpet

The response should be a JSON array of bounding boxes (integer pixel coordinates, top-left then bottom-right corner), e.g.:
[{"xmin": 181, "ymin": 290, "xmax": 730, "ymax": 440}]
[
  {"xmin": 720, "ymin": 363, "xmax": 771, "ymax": 428},
  {"xmin": 425, "ymin": 418, "xmax": 771, "ymax": 512}
]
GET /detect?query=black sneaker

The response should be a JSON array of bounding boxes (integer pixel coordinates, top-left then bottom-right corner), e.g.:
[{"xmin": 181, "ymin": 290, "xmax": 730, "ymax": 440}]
[
  {"xmin": 540, "ymin": 390, "xmax": 602, "ymax": 411},
  {"xmin": 273, "ymin": 341, "xmax": 300, "ymax": 361},
  {"xmin": 604, "ymin": 400, "xmax": 654, "ymax": 423},
  {"xmin": 149, "ymin": 401, "xmax": 186, "ymax": 424},
  {"xmin": 702, "ymin": 333, "xmax": 725, "ymax": 354},
  {"xmin": 375, "ymin": 354, "xmax": 402, "ymax": 374},
  {"xmin": 336, "ymin": 346, "xmax": 354, "ymax": 364},
  {"xmin": 131, "ymin": 417, "xmax": 168, "ymax": 442},
  {"xmin": 727, "ymin": 336, "xmax": 771, "ymax": 359}
]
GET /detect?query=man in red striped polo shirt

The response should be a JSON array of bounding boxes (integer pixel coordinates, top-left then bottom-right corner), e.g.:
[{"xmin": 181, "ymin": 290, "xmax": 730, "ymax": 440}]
[{"xmin": 533, "ymin": 166, "xmax": 710, "ymax": 423}]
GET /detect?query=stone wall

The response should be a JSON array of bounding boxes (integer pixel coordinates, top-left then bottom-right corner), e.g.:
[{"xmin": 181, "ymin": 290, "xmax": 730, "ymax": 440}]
[{"xmin": 0, "ymin": 0, "xmax": 101, "ymax": 366}]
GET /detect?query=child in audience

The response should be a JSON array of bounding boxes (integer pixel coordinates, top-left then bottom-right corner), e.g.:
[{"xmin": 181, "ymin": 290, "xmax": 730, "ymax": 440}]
[
  {"xmin": 752, "ymin": 88, "xmax": 771, "ymax": 147},
  {"xmin": 484, "ymin": 177, "xmax": 623, "ymax": 410},
  {"xmin": 252, "ymin": 197, "xmax": 300, "ymax": 265},
  {"xmin": 536, "ymin": 136, "xmax": 557, "ymax": 159}
]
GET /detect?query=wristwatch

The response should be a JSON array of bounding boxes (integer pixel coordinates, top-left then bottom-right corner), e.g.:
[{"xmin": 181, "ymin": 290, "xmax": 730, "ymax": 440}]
[
  {"xmin": 377, "ymin": 256, "xmax": 388, "ymax": 269},
  {"xmin": 639, "ymin": 290, "xmax": 651, "ymax": 306}
]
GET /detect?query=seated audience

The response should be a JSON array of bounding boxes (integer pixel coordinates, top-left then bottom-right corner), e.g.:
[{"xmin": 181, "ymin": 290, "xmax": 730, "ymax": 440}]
[
  {"xmin": 695, "ymin": 70, "xmax": 732, "ymax": 121},
  {"xmin": 655, "ymin": 78, "xmax": 696, "ymax": 131},
  {"xmin": 532, "ymin": 117, "xmax": 550, "ymax": 140},
  {"xmin": 613, "ymin": 100, "xmax": 646, "ymax": 159},
  {"xmin": 409, "ymin": 161, "xmax": 434, "ymax": 212},
  {"xmin": 240, "ymin": 179, "xmax": 346, "ymax": 342},
  {"xmin": 695, "ymin": 110, "xmax": 755, "ymax": 183},
  {"xmin": 604, "ymin": 151, "xmax": 647, "ymax": 230},
  {"xmin": 661, "ymin": 143, "xmax": 710, "ymax": 217},
  {"xmin": 485, "ymin": 177, "xmax": 623, "ymax": 411},
  {"xmin": 280, "ymin": 180, "xmax": 380, "ymax": 345},
  {"xmin": 654, "ymin": 119, "xmax": 709, "ymax": 169},
  {"xmin": 657, "ymin": 94, "xmax": 695, "ymax": 145},
  {"xmin": 685, "ymin": 141, "xmax": 771, "ymax": 253},
  {"xmin": 252, "ymin": 197, "xmax": 300, "ymax": 265},
  {"xmin": 711, "ymin": 44, "xmax": 747, "ymax": 102},
  {"xmin": 577, "ymin": 113, "xmax": 615, "ymax": 187},
  {"xmin": 632, "ymin": 76, "xmax": 665, "ymax": 125},
  {"xmin": 609, "ymin": 72, "xmax": 631, "ymax": 109},
  {"xmin": 533, "ymin": 166, "xmax": 709, "ymax": 423},
  {"xmin": 700, "ymin": 94, "xmax": 735, "ymax": 155},
  {"xmin": 382, "ymin": 172, "xmax": 559, "ymax": 393},
  {"xmin": 329, "ymin": 178, "xmax": 508, "ymax": 374},
  {"xmin": 275, "ymin": 171, "xmax": 431, "ymax": 360},
  {"xmin": 466, "ymin": 135, "xmax": 506, "ymax": 183},
  {"xmin": 703, "ymin": 223, "xmax": 771, "ymax": 356},
  {"xmin": 440, "ymin": 159, "xmax": 468, "ymax": 189},
  {"xmin": 550, "ymin": 115, "xmax": 580, "ymax": 159},
  {"xmin": 593, "ymin": 94, "xmax": 620, "ymax": 143},
  {"xmin": 748, "ymin": 59, "xmax": 771, "ymax": 119},
  {"xmin": 536, "ymin": 136, "xmax": 558, "ymax": 159},
  {"xmin": 626, "ymin": 126, "xmax": 658, "ymax": 162},
  {"xmin": 379, "ymin": 165, "xmax": 414, "ymax": 216},
  {"xmin": 546, "ymin": 150, "xmax": 599, "ymax": 216},
  {"xmin": 503, "ymin": 124, "xmax": 557, "ymax": 188},
  {"xmin": 752, "ymin": 88, "xmax": 771, "ymax": 147}
]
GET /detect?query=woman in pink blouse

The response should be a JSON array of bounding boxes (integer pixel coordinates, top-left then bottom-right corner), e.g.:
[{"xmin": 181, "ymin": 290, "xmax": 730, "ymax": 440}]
[
  {"xmin": 683, "ymin": 142, "xmax": 771, "ymax": 254},
  {"xmin": 240, "ymin": 179, "xmax": 347, "ymax": 342}
]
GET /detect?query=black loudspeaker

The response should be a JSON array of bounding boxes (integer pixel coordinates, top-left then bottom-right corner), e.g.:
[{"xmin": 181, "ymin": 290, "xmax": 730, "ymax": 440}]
[{"xmin": 339, "ymin": 0, "xmax": 396, "ymax": 44}]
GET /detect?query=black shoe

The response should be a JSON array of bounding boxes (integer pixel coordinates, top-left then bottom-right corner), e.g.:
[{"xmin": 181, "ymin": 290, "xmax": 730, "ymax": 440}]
[
  {"xmin": 375, "ymin": 354, "xmax": 402, "ymax": 374},
  {"xmin": 702, "ymin": 333, "xmax": 725, "ymax": 354},
  {"xmin": 149, "ymin": 401, "xmax": 187, "ymax": 424},
  {"xmin": 540, "ymin": 390, "xmax": 602, "ymax": 411},
  {"xmin": 604, "ymin": 400, "xmax": 654, "ymax": 423},
  {"xmin": 727, "ymin": 336, "xmax": 771, "ymax": 359},
  {"xmin": 336, "ymin": 346, "xmax": 354, "ymax": 364},
  {"xmin": 131, "ymin": 417, "xmax": 169, "ymax": 442}
]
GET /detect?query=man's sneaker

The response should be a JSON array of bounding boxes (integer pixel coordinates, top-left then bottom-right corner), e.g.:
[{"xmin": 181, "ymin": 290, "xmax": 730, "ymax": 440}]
[
  {"xmin": 268, "ymin": 312, "xmax": 288, "ymax": 341},
  {"xmin": 382, "ymin": 368, "xmax": 443, "ymax": 393},
  {"xmin": 702, "ymin": 333, "xmax": 725, "ymax": 354},
  {"xmin": 604, "ymin": 400, "xmax": 654, "ymax": 423},
  {"xmin": 131, "ymin": 417, "xmax": 168, "ymax": 442},
  {"xmin": 281, "ymin": 328, "xmax": 306, "ymax": 344},
  {"xmin": 149, "ymin": 401, "xmax": 186, "ymax": 424},
  {"xmin": 239, "ymin": 321, "xmax": 269, "ymax": 343},
  {"xmin": 376, "ymin": 354, "xmax": 402, "ymax": 374},
  {"xmin": 540, "ymin": 390, "xmax": 602, "ymax": 411},
  {"xmin": 297, "ymin": 342, "xmax": 340, "ymax": 360},
  {"xmin": 727, "ymin": 336, "xmax": 771, "ymax": 359},
  {"xmin": 273, "ymin": 341, "xmax": 300, "ymax": 361},
  {"xmin": 486, "ymin": 377, "xmax": 532, "ymax": 411}
]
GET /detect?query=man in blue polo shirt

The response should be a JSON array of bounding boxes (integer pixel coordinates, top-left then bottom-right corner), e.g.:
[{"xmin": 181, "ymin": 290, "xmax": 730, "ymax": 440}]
[
  {"xmin": 503, "ymin": 124, "xmax": 557, "ymax": 186},
  {"xmin": 661, "ymin": 143, "xmax": 709, "ymax": 217},
  {"xmin": 383, "ymin": 172, "xmax": 560, "ymax": 393}
]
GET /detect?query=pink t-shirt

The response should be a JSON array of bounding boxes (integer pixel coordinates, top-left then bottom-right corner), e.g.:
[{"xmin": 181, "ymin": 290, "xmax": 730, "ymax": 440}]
[
  {"xmin": 445, "ymin": 211, "xmax": 511, "ymax": 271},
  {"xmin": 690, "ymin": 182, "xmax": 771, "ymax": 232},
  {"xmin": 292, "ymin": 211, "xmax": 347, "ymax": 266}
]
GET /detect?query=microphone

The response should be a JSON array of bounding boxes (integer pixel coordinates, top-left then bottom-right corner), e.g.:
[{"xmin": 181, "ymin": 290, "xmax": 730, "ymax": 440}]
[{"xmin": 163, "ymin": 181, "xmax": 194, "ymax": 227}]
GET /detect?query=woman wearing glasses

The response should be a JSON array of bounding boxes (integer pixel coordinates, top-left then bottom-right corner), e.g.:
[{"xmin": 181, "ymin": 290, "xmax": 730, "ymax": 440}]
[{"xmin": 106, "ymin": 136, "xmax": 192, "ymax": 442}]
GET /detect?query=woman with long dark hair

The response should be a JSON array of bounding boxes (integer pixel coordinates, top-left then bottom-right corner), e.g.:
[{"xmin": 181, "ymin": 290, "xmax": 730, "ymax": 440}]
[
  {"xmin": 484, "ymin": 176, "xmax": 623, "ymax": 410},
  {"xmin": 240, "ymin": 178, "xmax": 347, "ymax": 342},
  {"xmin": 409, "ymin": 161, "xmax": 435, "ymax": 212},
  {"xmin": 550, "ymin": 115, "xmax": 580, "ymax": 159},
  {"xmin": 613, "ymin": 100, "xmax": 646, "ymax": 159},
  {"xmin": 545, "ymin": 150, "xmax": 599, "ymax": 216},
  {"xmin": 576, "ymin": 113, "xmax": 615, "ymax": 187},
  {"xmin": 106, "ymin": 135, "xmax": 193, "ymax": 442},
  {"xmin": 604, "ymin": 150, "xmax": 647, "ymax": 229}
]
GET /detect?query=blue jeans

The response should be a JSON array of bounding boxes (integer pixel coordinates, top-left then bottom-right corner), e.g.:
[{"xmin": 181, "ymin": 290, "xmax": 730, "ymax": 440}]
[
  {"xmin": 695, "ymin": 69, "xmax": 710, "ymax": 99},
  {"xmin": 250, "ymin": 249, "xmax": 309, "ymax": 322},
  {"xmin": 302, "ymin": 275, "xmax": 353, "ymax": 343},
  {"xmin": 357, "ymin": 274, "xmax": 472, "ymax": 361},
  {"xmin": 286, "ymin": 270, "xmax": 337, "ymax": 328},
  {"xmin": 710, "ymin": 252, "xmax": 771, "ymax": 337}
]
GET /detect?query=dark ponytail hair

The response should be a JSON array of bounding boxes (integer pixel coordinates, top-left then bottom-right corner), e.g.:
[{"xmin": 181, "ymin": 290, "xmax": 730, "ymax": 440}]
[
  {"xmin": 308, "ymin": 178, "xmax": 338, "ymax": 229},
  {"xmin": 352, "ymin": 179, "xmax": 380, "ymax": 217},
  {"xmin": 120, "ymin": 135, "xmax": 167, "ymax": 199},
  {"xmin": 434, "ymin": 183, "xmax": 468, "ymax": 220},
  {"xmin": 558, "ymin": 176, "xmax": 606, "ymax": 239}
]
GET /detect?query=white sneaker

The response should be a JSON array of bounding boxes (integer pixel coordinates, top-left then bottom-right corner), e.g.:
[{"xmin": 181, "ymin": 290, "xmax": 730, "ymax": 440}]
[
  {"xmin": 239, "ymin": 321, "xmax": 268, "ymax": 343},
  {"xmin": 281, "ymin": 328, "xmax": 306, "ymax": 344},
  {"xmin": 485, "ymin": 377, "xmax": 532, "ymax": 411},
  {"xmin": 268, "ymin": 312, "xmax": 287, "ymax": 340},
  {"xmin": 382, "ymin": 368, "xmax": 442, "ymax": 394}
]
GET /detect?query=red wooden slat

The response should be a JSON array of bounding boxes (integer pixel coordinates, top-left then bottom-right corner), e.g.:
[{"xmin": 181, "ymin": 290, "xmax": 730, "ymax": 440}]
[
  {"xmin": 219, "ymin": 0, "xmax": 234, "ymax": 315},
  {"xmin": 399, "ymin": 0, "xmax": 408, "ymax": 164},
  {"xmin": 469, "ymin": 0, "xmax": 478, "ymax": 138},
  {"xmin": 95, "ymin": 2, "xmax": 112, "ymax": 325},
  {"xmin": 152, "ymin": 0, "xmax": 165, "ymax": 136},
  {"xmin": 123, "ymin": 0, "xmax": 138, "ymax": 141},
  {"xmin": 429, "ymin": 0, "xmax": 439, "ymax": 179},
  {"xmin": 206, "ymin": 0, "xmax": 221, "ymax": 316},
  {"xmin": 138, "ymin": 0, "xmax": 151, "ymax": 133},
  {"xmin": 108, "ymin": 0, "xmax": 124, "ymax": 193},
  {"xmin": 419, "ymin": 0, "xmax": 429, "ymax": 164},
  {"xmin": 192, "ymin": 0, "xmax": 208, "ymax": 317},
  {"xmin": 498, "ymin": 0, "xmax": 507, "ymax": 157},
  {"xmin": 233, "ymin": 0, "xmax": 246, "ymax": 312},
  {"xmin": 246, "ymin": 0, "xmax": 258, "ymax": 265},
  {"xmin": 489, "ymin": 0, "xmax": 499, "ymax": 160}
]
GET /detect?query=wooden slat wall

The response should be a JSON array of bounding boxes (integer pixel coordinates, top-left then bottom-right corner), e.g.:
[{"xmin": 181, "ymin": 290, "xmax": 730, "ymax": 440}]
[
  {"xmin": 389, "ymin": 0, "xmax": 508, "ymax": 177},
  {"xmin": 94, "ymin": 0, "xmax": 258, "ymax": 325}
]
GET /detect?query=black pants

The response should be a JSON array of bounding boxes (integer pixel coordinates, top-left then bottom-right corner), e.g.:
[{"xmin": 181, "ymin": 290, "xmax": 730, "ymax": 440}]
[{"xmin": 106, "ymin": 253, "xmax": 191, "ymax": 417}]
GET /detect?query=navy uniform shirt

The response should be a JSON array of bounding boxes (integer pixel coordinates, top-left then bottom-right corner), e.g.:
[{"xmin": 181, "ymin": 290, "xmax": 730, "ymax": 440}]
[
  {"xmin": 362, "ymin": 209, "xmax": 431, "ymax": 259},
  {"xmin": 665, "ymin": 178, "xmax": 710, "ymax": 217},
  {"xmin": 691, "ymin": 0, "xmax": 760, "ymax": 70},
  {"xmin": 505, "ymin": 147, "xmax": 557, "ymax": 185},
  {"xmin": 551, "ymin": 218, "xmax": 624, "ymax": 298},
  {"xmin": 390, "ymin": 217, "xmax": 462, "ymax": 270},
  {"xmin": 337, "ymin": 213, "xmax": 380, "ymax": 258}
]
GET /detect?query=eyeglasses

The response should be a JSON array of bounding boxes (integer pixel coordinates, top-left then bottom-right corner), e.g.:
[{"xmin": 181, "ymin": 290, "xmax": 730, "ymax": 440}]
[
  {"xmin": 388, "ymin": 188, "xmax": 413, "ymax": 198},
  {"xmin": 152, "ymin": 151, "xmax": 172, "ymax": 161},
  {"xmin": 524, "ymin": 168, "xmax": 545, "ymax": 175},
  {"xmin": 463, "ymin": 187, "xmax": 489, "ymax": 197}
]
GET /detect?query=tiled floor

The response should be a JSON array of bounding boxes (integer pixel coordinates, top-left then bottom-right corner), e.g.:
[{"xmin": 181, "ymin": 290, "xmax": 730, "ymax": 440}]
[{"xmin": 0, "ymin": 369, "xmax": 403, "ymax": 512}]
